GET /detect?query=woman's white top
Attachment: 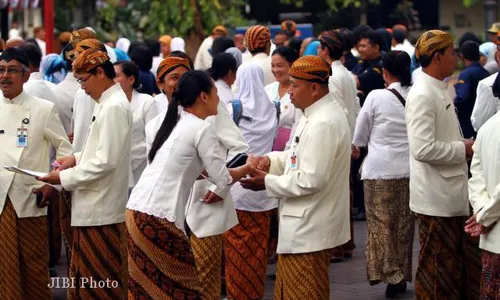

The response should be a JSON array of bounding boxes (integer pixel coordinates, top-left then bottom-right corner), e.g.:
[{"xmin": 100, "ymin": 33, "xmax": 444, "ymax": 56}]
[
  {"xmin": 127, "ymin": 111, "xmax": 233, "ymax": 233},
  {"xmin": 215, "ymin": 79, "xmax": 235, "ymax": 109},
  {"xmin": 130, "ymin": 91, "xmax": 160, "ymax": 185},
  {"xmin": 352, "ymin": 82, "xmax": 410, "ymax": 180},
  {"xmin": 154, "ymin": 93, "xmax": 169, "ymax": 115},
  {"xmin": 265, "ymin": 81, "xmax": 302, "ymax": 129}
]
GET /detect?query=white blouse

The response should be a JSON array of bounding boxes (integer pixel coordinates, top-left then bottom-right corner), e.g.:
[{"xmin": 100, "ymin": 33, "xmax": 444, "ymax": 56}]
[
  {"xmin": 154, "ymin": 93, "xmax": 169, "ymax": 115},
  {"xmin": 265, "ymin": 81, "xmax": 302, "ymax": 129},
  {"xmin": 352, "ymin": 82, "xmax": 410, "ymax": 180},
  {"xmin": 130, "ymin": 91, "xmax": 160, "ymax": 185},
  {"xmin": 215, "ymin": 80, "xmax": 235, "ymax": 109},
  {"xmin": 127, "ymin": 111, "xmax": 233, "ymax": 233}
]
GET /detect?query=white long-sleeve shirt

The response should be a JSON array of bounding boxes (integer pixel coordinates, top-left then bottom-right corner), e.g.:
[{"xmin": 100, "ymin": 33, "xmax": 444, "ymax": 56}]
[
  {"xmin": 127, "ymin": 111, "xmax": 232, "ymax": 234},
  {"xmin": 471, "ymin": 72, "xmax": 500, "ymax": 132},
  {"xmin": 329, "ymin": 60, "xmax": 360, "ymax": 139},
  {"xmin": 72, "ymin": 89, "xmax": 95, "ymax": 152},
  {"xmin": 130, "ymin": 91, "xmax": 159, "ymax": 185},
  {"xmin": 194, "ymin": 36, "xmax": 214, "ymax": 71},
  {"xmin": 469, "ymin": 111, "xmax": 500, "ymax": 254},
  {"xmin": 265, "ymin": 81, "xmax": 302, "ymax": 129},
  {"xmin": 52, "ymin": 72, "xmax": 80, "ymax": 133},
  {"xmin": 353, "ymin": 82, "xmax": 410, "ymax": 180}
]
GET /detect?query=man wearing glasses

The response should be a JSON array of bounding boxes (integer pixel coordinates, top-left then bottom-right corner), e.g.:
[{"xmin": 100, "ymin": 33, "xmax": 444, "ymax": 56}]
[
  {"xmin": 0, "ymin": 47, "xmax": 72, "ymax": 298},
  {"xmin": 38, "ymin": 49, "xmax": 132, "ymax": 299}
]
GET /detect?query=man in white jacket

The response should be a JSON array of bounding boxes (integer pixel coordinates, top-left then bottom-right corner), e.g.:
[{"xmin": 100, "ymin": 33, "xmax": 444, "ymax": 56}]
[
  {"xmin": 241, "ymin": 56, "xmax": 351, "ymax": 299},
  {"xmin": 39, "ymin": 49, "xmax": 132, "ymax": 300}
]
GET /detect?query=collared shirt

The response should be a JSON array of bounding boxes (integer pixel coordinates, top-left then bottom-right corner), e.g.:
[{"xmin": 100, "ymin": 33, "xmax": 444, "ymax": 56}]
[
  {"xmin": 265, "ymin": 93, "xmax": 351, "ymax": 253},
  {"xmin": 353, "ymin": 82, "xmax": 410, "ymax": 180},
  {"xmin": 265, "ymin": 81, "xmax": 302, "ymax": 129},
  {"xmin": 153, "ymin": 92, "xmax": 168, "ymax": 115},
  {"xmin": 24, "ymin": 72, "xmax": 58, "ymax": 109},
  {"xmin": 130, "ymin": 90, "xmax": 159, "ymax": 185},
  {"xmin": 215, "ymin": 79, "xmax": 235, "ymax": 109},
  {"xmin": 330, "ymin": 60, "xmax": 360, "ymax": 138},
  {"xmin": 194, "ymin": 36, "xmax": 214, "ymax": 70},
  {"xmin": 352, "ymin": 57, "xmax": 385, "ymax": 104},
  {"xmin": 252, "ymin": 53, "xmax": 275, "ymax": 86},
  {"xmin": 469, "ymin": 111, "xmax": 500, "ymax": 254},
  {"xmin": 406, "ymin": 71, "xmax": 469, "ymax": 217},
  {"xmin": 0, "ymin": 91, "xmax": 72, "ymax": 217},
  {"xmin": 471, "ymin": 72, "xmax": 500, "ymax": 132},
  {"xmin": 392, "ymin": 43, "xmax": 415, "ymax": 58},
  {"xmin": 52, "ymin": 72, "xmax": 80, "ymax": 133},
  {"xmin": 127, "ymin": 111, "xmax": 232, "ymax": 234},
  {"xmin": 454, "ymin": 61, "xmax": 489, "ymax": 138},
  {"xmin": 60, "ymin": 84, "xmax": 132, "ymax": 226}
]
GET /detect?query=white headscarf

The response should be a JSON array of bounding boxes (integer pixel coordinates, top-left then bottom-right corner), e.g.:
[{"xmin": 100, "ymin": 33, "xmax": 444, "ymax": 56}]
[
  {"xmin": 225, "ymin": 47, "xmax": 242, "ymax": 68},
  {"xmin": 235, "ymin": 62, "xmax": 277, "ymax": 155},
  {"xmin": 480, "ymin": 42, "xmax": 497, "ymax": 64},
  {"xmin": 116, "ymin": 38, "xmax": 131, "ymax": 53},
  {"xmin": 171, "ymin": 37, "xmax": 186, "ymax": 53}
]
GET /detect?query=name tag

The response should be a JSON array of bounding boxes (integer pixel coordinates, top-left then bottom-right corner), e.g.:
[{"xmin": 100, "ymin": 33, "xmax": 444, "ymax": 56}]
[
  {"xmin": 17, "ymin": 128, "xmax": 28, "ymax": 147},
  {"xmin": 290, "ymin": 151, "xmax": 298, "ymax": 170}
]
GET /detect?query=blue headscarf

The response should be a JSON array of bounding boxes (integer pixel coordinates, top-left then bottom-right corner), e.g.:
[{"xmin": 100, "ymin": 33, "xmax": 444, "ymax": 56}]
[
  {"xmin": 40, "ymin": 54, "xmax": 67, "ymax": 84},
  {"xmin": 114, "ymin": 48, "xmax": 131, "ymax": 62},
  {"xmin": 304, "ymin": 41, "xmax": 320, "ymax": 56}
]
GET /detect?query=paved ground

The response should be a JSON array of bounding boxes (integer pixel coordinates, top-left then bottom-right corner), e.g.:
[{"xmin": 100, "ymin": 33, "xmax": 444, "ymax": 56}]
[{"xmin": 53, "ymin": 220, "xmax": 419, "ymax": 299}]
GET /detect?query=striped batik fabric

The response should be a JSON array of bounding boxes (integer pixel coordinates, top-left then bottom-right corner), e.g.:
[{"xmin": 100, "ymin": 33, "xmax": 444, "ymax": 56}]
[
  {"xmin": 59, "ymin": 190, "xmax": 73, "ymax": 272},
  {"xmin": 0, "ymin": 198, "xmax": 51, "ymax": 300},
  {"xmin": 190, "ymin": 233, "xmax": 223, "ymax": 300},
  {"xmin": 415, "ymin": 215, "xmax": 475, "ymax": 300},
  {"xmin": 224, "ymin": 209, "xmax": 271, "ymax": 300},
  {"xmin": 67, "ymin": 222, "xmax": 127, "ymax": 300},
  {"xmin": 126, "ymin": 209, "xmax": 201, "ymax": 300},
  {"xmin": 481, "ymin": 250, "xmax": 500, "ymax": 299},
  {"xmin": 274, "ymin": 249, "xmax": 331, "ymax": 300}
]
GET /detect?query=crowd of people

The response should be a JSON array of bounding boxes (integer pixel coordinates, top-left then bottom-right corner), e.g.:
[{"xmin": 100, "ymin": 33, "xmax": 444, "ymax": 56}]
[{"xmin": 0, "ymin": 18, "xmax": 499, "ymax": 300}]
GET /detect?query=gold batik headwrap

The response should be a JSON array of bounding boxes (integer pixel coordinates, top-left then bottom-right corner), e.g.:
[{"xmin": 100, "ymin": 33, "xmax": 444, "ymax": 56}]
[
  {"xmin": 212, "ymin": 25, "xmax": 228, "ymax": 36},
  {"xmin": 245, "ymin": 25, "xmax": 271, "ymax": 52},
  {"xmin": 158, "ymin": 35, "xmax": 172, "ymax": 46},
  {"xmin": 75, "ymin": 39, "xmax": 106, "ymax": 53},
  {"xmin": 289, "ymin": 55, "xmax": 331, "ymax": 84},
  {"xmin": 156, "ymin": 56, "xmax": 191, "ymax": 80},
  {"xmin": 415, "ymin": 30, "xmax": 453, "ymax": 60},
  {"xmin": 70, "ymin": 28, "xmax": 97, "ymax": 46},
  {"xmin": 72, "ymin": 49, "xmax": 110, "ymax": 74},
  {"xmin": 319, "ymin": 30, "xmax": 344, "ymax": 51}
]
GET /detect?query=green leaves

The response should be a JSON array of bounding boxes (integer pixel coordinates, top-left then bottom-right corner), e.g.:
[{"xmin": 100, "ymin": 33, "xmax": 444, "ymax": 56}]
[{"xmin": 463, "ymin": 0, "xmax": 478, "ymax": 7}]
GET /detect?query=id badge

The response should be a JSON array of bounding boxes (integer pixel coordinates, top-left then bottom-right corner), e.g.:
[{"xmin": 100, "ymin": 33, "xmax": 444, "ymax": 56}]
[
  {"xmin": 290, "ymin": 151, "xmax": 298, "ymax": 170},
  {"xmin": 17, "ymin": 128, "xmax": 28, "ymax": 147}
]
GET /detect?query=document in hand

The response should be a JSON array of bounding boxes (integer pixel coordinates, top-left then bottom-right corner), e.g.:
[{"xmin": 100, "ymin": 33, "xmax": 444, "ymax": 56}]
[
  {"xmin": 3, "ymin": 166, "xmax": 62, "ymax": 191},
  {"xmin": 4, "ymin": 165, "xmax": 47, "ymax": 177}
]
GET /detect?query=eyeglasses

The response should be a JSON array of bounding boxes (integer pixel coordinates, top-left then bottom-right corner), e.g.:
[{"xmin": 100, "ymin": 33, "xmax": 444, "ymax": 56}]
[
  {"xmin": 0, "ymin": 67, "xmax": 26, "ymax": 76},
  {"xmin": 76, "ymin": 74, "xmax": 92, "ymax": 84}
]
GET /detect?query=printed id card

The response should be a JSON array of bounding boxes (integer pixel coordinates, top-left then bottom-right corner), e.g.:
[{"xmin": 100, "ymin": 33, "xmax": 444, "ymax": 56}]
[{"xmin": 17, "ymin": 128, "xmax": 28, "ymax": 147}]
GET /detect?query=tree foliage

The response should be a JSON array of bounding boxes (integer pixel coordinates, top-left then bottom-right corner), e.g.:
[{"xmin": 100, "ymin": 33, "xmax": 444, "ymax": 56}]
[
  {"xmin": 96, "ymin": 0, "xmax": 249, "ymax": 41},
  {"xmin": 279, "ymin": 0, "xmax": 379, "ymax": 11}
]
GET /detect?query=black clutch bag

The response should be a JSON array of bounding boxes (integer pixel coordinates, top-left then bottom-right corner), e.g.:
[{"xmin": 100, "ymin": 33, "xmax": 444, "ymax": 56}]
[{"xmin": 226, "ymin": 153, "xmax": 248, "ymax": 168}]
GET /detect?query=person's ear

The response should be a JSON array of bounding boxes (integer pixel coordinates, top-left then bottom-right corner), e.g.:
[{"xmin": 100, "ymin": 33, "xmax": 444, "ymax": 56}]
[
  {"xmin": 128, "ymin": 75, "xmax": 135, "ymax": 87},
  {"xmin": 200, "ymin": 91, "xmax": 209, "ymax": 104}
]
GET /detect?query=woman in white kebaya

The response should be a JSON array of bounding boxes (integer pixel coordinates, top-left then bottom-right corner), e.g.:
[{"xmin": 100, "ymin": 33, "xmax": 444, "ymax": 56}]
[
  {"xmin": 126, "ymin": 71, "xmax": 252, "ymax": 299},
  {"xmin": 352, "ymin": 50, "xmax": 414, "ymax": 298},
  {"xmin": 113, "ymin": 61, "xmax": 159, "ymax": 185},
  {"xmin": 265, "ymin": 46, "xmax": 302, "ymax": 151}
]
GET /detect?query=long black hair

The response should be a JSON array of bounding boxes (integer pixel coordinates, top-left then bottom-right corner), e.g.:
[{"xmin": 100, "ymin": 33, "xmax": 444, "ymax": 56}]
[
  {"xmin": 382, "ymin": 50, "xmax": 412, "ymax": 87},
  {"xmin": 148, "ymin": 70, "xmax": 214, "ymax": 162}
]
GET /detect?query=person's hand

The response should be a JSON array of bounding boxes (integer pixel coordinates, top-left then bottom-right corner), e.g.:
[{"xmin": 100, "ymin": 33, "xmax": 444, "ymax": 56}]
[
  {"xmin": 32, "ymin": 184, "xmax": 58, "ymax": 208},
  {"xmin": 68, "ymin": 131, "xmax": 74, "ymax": 144},
  {"xmin": 463, "ymin": 139, "xmax": 474, "ymax": 159},
  {"xmin": 36, "ymin": 170, "xmax": 61, "ymax": 184},
  {"xmin": 247, "ymin": 155, "xmax": 271, "ymax": 172},
  {"xmin": 240, "ymin": 166, "xmax": 267, "ymax": 191},
  {"xmin": 55, "ymin": 155, "xmax": 76, "ymax": 171},
  {"xmin": 202, "ymin": 191, "xmax": 224, "ymax": 204},
  {"xmin": 465, "ymin": 214, "xmax": 494, "ymax": 236},
  {"xmin": 351, "ymin": 145, "xmax": 360, "ymax": 160}
]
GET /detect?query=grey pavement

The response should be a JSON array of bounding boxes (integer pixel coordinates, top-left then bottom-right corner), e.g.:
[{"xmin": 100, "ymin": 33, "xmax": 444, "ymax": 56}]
[{"xmin": 52, "ymin": 220, "xmax": 419, "ymax": 299}]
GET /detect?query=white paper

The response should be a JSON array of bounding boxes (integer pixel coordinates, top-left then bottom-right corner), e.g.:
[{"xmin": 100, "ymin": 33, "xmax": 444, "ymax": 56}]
[
  {"xmin": 4, "ymin": 165, "xmax": 47, "ymax": 178},
  {"xmin": 4, "ymin": 165, "xmax": 62, "ymax": 191}
]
